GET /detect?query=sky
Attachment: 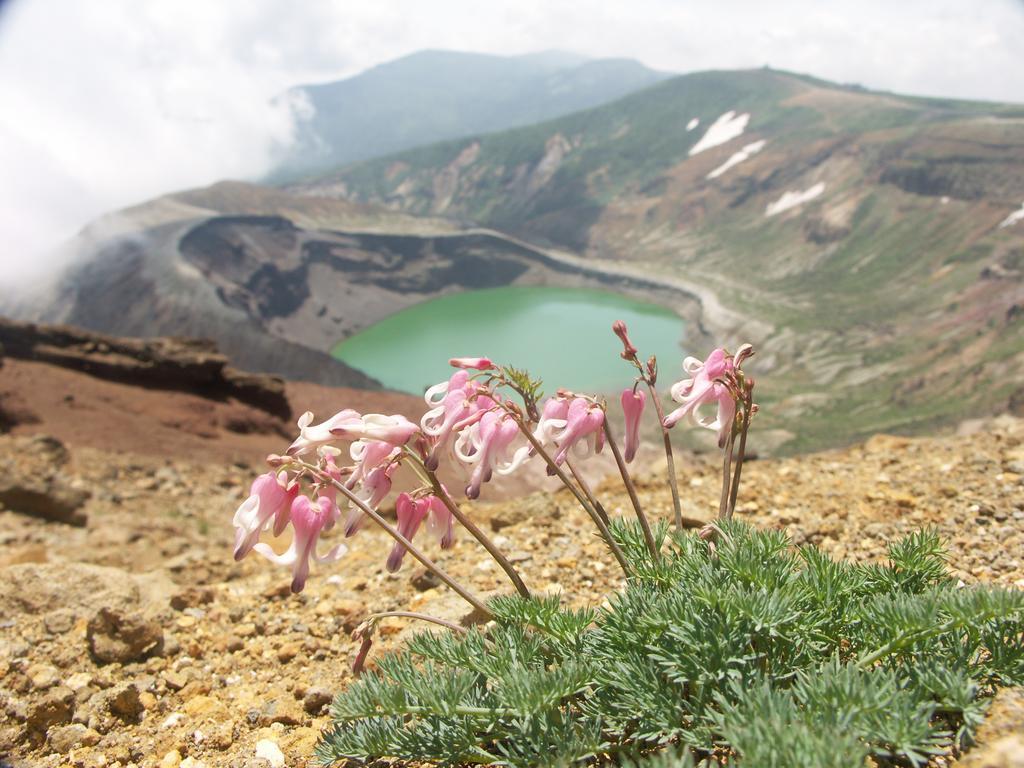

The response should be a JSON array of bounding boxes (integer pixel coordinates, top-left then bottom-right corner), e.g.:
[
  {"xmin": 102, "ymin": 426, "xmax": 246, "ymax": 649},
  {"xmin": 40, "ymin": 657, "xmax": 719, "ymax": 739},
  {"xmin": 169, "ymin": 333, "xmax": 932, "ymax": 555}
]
[{"xmin": 1, "ymin": 0, "xmax": 1022, "ymax": 286}]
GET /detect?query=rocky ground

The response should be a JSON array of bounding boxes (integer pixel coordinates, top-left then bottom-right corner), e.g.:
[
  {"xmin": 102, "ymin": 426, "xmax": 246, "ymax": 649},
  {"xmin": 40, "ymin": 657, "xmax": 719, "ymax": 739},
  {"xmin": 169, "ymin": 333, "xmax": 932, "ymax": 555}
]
[{"xmin": 0, "ymin": 412, "xmax": 1022, "ymax": 768}]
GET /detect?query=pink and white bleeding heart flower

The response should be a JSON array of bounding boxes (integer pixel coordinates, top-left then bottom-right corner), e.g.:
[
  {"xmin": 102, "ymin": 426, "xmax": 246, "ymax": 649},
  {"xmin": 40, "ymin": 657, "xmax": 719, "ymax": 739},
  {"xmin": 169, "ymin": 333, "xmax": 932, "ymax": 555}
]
[
  {"xmin": 343, "ymin": 460, "xmax": 399, "ymax": 537},
  {"xmin": 287, "ymin": 411, "xmax": 418, "ymax": 456},
  {"xmin": 454, "ymin": 410, "xmax": 531, "ymax": 499},
  {"xmin": 346, "ymin": 439, "xmax": 401, "ymax": 491},
  {"xmin": 421, "ymin": 371, "xmax": 497, "ymax": 470},
  {"xmin": 535, "ymin": 394, "xmax": 605, "ymax": 468},
  {"xmin": 232, "ymin": 471, "xmax": 299, "ymax": 561},
  {"xmin": 253, "ymin": 494, "xmax": 346, "ymax": 593},
  {"xmin": 385, "ymin": 492, "xmax": 455, "ymax": 572},
  {"xmin": 620, "ymin": 388, "xmax": 646, "ymax": 463},
  {"xmin": 287, "ymin": 409, "xmax": 362, "ymax": 456},
  {"xmin": 662, "ymin": 348, "xmax": 737, "ymax": 447}
]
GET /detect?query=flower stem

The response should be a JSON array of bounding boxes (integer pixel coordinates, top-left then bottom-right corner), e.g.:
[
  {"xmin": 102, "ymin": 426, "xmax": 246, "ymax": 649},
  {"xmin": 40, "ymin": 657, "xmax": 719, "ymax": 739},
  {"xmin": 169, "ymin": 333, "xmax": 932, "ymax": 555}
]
[
  {"xmin": 508, "ymin": 412, "xmax": 632, "ymax": 577},
  {"xmin": 294, "ymin": 460, "xmax": 492, "ymax": 618},
  {"xmin": 564, "ymin": 455, "xmax": 610, "ymax": 526},
  {"xmin": 411, "ymin": 456, "xmax": 531, "ymax": 599},
  {"xmin": 602, "ymin": 418, "xmax": 659, "ymax": 563},
  {"xmin": 644, "ymin": 380, "xmax": 683, "ymax": 530},
  {"xmin": 726, "ymin": 402, "xmax": 751, "ymax": 519},
  {"xmin": 364, "ymin": 611, "xmax": 470, "ymax": 634},
  {"xmin": 718, "ymin": 429, "xmax": 736, "ymax": 521}
]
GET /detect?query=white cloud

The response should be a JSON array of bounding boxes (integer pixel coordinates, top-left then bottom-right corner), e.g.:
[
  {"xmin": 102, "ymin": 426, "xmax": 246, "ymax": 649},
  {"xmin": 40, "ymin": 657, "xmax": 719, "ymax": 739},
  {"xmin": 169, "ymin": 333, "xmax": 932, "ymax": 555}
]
[{"xmin": 0, "ymin": 0, "xmax": 1022, "ymax": 288}]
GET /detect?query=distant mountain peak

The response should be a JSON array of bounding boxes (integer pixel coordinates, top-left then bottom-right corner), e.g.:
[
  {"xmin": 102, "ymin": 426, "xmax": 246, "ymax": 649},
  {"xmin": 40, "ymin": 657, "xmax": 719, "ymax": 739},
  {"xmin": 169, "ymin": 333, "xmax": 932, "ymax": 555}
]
[{"xmin": 270, "ymin": 49, "xmax": 673, "ymax": 181}]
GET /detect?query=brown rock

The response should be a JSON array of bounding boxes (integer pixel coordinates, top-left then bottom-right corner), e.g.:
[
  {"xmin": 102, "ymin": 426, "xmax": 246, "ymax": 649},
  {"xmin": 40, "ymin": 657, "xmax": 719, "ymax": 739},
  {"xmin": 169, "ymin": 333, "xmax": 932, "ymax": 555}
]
[
  {"xmin": 410, "ymin": 568, "xmax": 442, "ymax": 591},
  {"xmin": 258, "ymin": 697, "xmax": 306, "ymax": 726},
  {"xmin": 0, "ymin": 562, "xmax": 169, "ymax": 621},
  {"xmin": 276, "ymin": 642, "xmax": 301, "ymax": 663},
  {"xmin": 0, "ymin": 475, "xmax": 89, "ymax": 526},
  {"xmin": 162, "ymin": 670, "xmax": 189, "ymax": 691},
  {"xmin": 170, "ymin": 587, "xmax": 215, "ymax": 611},
  {"xmin": 105, "ymin": 683, "xmax": 144, "ymax": 721},
  {"xmin": 26, "ymin": 685, "xmax": 74, "ymax": 734},
  {"xmin": 46, "ymin": 722, "xmax": 100, "ymax": 753},
  {"xmin": 302, "ymin": 687, "xmax": 333, "ymax": 715},
  {"xmin": 87, "ymin": 608, "xmax": 164, "ymax": 664}
]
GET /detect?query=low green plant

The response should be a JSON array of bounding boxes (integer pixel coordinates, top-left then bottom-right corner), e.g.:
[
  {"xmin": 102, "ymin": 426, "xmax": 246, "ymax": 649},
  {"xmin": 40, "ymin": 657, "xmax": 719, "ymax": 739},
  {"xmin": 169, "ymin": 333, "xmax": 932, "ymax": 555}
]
[
  {"xmin": 230, "ymin": 325, "xmax": 1022, "ymax": 766},
  {"xmin": 317, "ymin": 523, "xmax": 1023, "ymax": 766}
]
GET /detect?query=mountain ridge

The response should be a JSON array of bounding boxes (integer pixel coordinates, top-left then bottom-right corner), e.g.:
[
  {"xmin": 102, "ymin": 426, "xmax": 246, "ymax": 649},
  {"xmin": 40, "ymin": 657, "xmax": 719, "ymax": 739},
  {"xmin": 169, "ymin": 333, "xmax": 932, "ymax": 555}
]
[
  {"xmin": 272, "ymin": 49, "xmax": 673, "ymax": 180},
  {"xmin": 32, "ymin": 64, "xmax": 1024, "ymax": 453}
]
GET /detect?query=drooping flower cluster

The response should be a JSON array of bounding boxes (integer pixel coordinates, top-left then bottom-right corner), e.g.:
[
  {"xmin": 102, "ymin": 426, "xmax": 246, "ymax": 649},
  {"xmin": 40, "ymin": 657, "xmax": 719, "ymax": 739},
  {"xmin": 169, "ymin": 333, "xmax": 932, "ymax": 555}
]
[
  {"xmin": 231, "ymin": 336, "xmax": 755, "ymax": 597},
  {"xmin": 663, "ymin": 346, "xmax": 751, "ymax": 447},
  {"xmin": 233, "ymin": 409, "xmax": 416, "ymax": 592},
  {"xmin": 533, "ymin": 392, "xmax": 605, "ymax": 470}
]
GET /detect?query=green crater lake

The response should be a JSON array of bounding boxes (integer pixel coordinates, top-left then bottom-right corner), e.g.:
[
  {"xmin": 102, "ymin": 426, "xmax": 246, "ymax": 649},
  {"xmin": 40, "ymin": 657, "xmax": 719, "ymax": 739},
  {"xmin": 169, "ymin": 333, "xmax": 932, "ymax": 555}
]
[{"xmin": 332, "ymin": 286, "xmax": 686, "ymax": 395}]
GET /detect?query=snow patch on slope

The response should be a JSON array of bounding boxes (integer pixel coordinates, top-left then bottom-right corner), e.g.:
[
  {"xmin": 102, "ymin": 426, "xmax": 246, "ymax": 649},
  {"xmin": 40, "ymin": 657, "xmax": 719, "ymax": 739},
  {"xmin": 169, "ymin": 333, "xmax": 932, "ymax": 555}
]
[
  {"xmin": 707, "ymin": 140, "xmax": 767, "ymax": 180},
  {"xmin": 689, "ymin": 111, "xmax": 749, "ymax": 156},
  {"xmin": 686, "ymin": 118, "xmax": 699, "ymax": 131},
  {"xmin": 999, "ymin": 201, "xmax": 1024, "ymax": 228},
  {"xmin": 765, "ymin": 182, "xmax": 826, "ymax": 217}
]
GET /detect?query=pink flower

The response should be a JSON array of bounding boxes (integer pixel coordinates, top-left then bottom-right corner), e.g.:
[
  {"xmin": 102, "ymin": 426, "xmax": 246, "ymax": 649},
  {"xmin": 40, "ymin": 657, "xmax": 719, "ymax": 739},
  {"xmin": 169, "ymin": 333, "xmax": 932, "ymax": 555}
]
[
  {"xmin": 448, "ymin": 356, "xmax": 494, "ymax": 370},
  {"xmin": 343, "ymin": 461, "xmax": 397, "ymax": 536},
  {"xmin": 232, "ymin": 471, "xmax": 298, "ymax": 561},
  {"xmin": 347, "ymin": 414, "xmax": 419, "ymax": 445},
  {"xmin": 286, "ymin": 411, "xmax": 418, "ymax": 456},
  {"xmin": 620, "ymin": 388, "xmax": 646, "ymax": 463},
  {"xmin": 663, "ymin": 348, "xmax": 737, "ymax": 447},
  {"xmin": 386, "ymin": 492, "xmax": 454, "ymax": 572},
  {"xmin": 551, "ymin": 397, "xmax": 605, "ymax": 466},
  {"xmin": 346, "ymin": 439, "xmax": 400, "ymax": 491},
  {"xmin": 535, "ymin": 395, "xmax": 605, "ymax": 467},
  {"xmin": 253, "ymin": 495, "xmax": 346, "ymax": 593},
  {"xmin": 287, "ymin": 409, "xmax": 361, "ymax": 456},
  {"xmin": 454, "ymin": 410, "xmax": 530, "ymax": 499},
  {"xmin": 422, "ymin": 372, "xmax": 496, "ymax": 470}
]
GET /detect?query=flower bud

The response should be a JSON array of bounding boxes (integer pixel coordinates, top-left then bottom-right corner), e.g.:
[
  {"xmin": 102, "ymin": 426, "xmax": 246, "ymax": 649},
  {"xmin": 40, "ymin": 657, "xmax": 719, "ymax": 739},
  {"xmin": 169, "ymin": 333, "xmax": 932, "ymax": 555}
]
[{"xmin": 612, "ymin": 320, "xmax": 638, "ymax": 360}]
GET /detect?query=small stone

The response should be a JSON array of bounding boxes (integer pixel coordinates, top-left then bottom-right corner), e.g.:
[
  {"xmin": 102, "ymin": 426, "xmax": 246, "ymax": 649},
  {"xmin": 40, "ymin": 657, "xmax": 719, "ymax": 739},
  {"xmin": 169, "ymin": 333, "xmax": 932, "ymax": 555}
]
[
  {"xmin": 162, "ymin": 670, "xmax": 189, "ymax": 691},
  {"xmin": 235, "ymin": 623, "xmax": 256, "ymax": 637},
  {"xmin": 276, "ymin": 643, "xmax": 300, "ymax": 663},
  {"xmin": 161, "ymin": 712, "xmax": 185, "ymax": 729},
  {"xmin": 302, "ymin": 687, "xmax": 333, "ymax": 715},
  {"xmin": 180, "ymin": 757, "xmax": 207, "ymax": 768},
  {"xmin": 255, "ymin": 738, "xmax": 286, "ymax": 768},
  {"xmin": 183, "ymin": 694, "xmax": 223, "ymax": 719},
  {"xmin": 160, "ymin": 750, "xmax": 182, "ymax": 768},
  {"xmin": 44, "ymin": 610, "xmax": 75, "ymax": 634},
  {"xmin": 66, "ymin": 672, "xmax": 93, "ymax": 692},
  {"xmin": 410, "ymin": 568, "xmax": 441, "ymax": 591},
  {"xmin": 259, "ymin": 697, "xmax": 305, "ymax": 726},
  {"xmin": 46, "ymin": 722, "xmax": 100, "ymax": 753},
  {"xmin": 175, "ymin": 615, "xmax": 197, "ymax": 629},
  {"xmin": 225, "ymin": 635, "xmax": 244, "ymax": 652},
  {"xmin": 106, "ymin": 683, "xmax": 143, "ymax": 721},
  {"xmin": 26, "ymin": 686, "xmax": 74, "ymax": 733},
  {"xmin": 160, "ymin": 632, "xmax": 182, "ymax": 658},
  {"xmin": 28, "ymin": 663, "xmax": 59, "ymax": 690},
  {"xmin": 86, "ymin": 608, "xmax": 163, "ymax": 664},
  {"xmin": 170, "ymin": 586, "xmax": 215, "ymax": 611}
]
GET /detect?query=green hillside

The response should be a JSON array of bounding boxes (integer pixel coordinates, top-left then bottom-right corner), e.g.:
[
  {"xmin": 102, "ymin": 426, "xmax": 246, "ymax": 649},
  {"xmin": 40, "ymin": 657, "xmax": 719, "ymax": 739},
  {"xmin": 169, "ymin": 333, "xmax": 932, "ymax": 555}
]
[{"xmin": 293, "ymin": 68, "xmax": 1024, "ymax": 452}]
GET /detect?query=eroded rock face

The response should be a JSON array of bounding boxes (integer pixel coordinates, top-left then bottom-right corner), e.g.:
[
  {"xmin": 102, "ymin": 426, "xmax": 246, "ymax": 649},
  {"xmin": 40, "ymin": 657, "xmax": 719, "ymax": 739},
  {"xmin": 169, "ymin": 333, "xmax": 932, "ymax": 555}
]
[{"xmin": 0, "ymin": 317, "xmax": 290, "ymax": 418}]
